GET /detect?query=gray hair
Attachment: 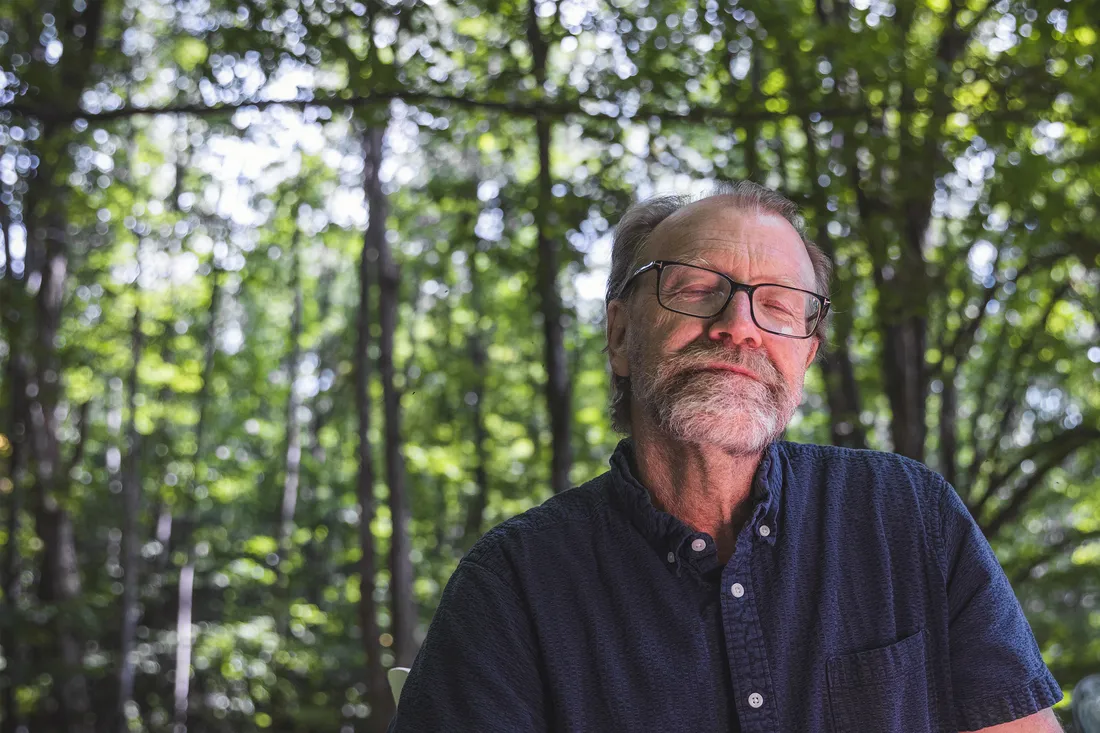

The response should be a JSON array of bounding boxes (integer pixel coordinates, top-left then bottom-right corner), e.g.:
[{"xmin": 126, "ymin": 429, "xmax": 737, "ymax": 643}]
[{"xmin": 604, "ymin": 180, "xmax": 834, "ymax": 434}]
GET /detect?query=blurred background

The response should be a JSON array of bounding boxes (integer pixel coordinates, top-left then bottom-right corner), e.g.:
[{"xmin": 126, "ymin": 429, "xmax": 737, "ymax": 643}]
[{"xmin": 1, "ymin": 0, "xmax": 1099, "ymax": 730}]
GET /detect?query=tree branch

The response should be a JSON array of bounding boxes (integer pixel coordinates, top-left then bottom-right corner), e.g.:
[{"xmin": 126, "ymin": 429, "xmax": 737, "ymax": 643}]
[
  {"xmin": 931, "ymin": 245, "xmax": 1003, "ymax": 381},
  {"xmin": 3, "ymin": 86, "xmax": 1085, "ymax": 129},
  {"xmin": 1010, "ymin": 529, "xmax": 1100, "ymax": 587},
  {"xmin": 973, "ymin": 421, "xmax": 1077, "ymax": 519},
  {"xmin": 0, "ymin": 90, "xmax": 835, "ymax": 125},
  {"xmin": 978, "ymin": 426, "xmax": 1100, "ymax": 538},
  {"xmin": 963, "ymin": 281, "xmax": 1071, "ymax": 499},
  {"xmin": 934, "ymin": 247, "xmax": 1072, "ymax": 383}
]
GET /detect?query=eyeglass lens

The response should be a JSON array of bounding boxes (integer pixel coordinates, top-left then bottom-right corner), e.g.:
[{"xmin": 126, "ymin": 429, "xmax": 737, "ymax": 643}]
[{"xmin": 659, "ymin": 264, "xmax": 820, "ymax": 337}]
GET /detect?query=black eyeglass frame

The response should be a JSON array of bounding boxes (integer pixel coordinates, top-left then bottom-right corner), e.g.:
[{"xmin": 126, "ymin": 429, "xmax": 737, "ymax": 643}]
[{"xmin": 617, "ymin": 260, "xmax": 831, "ymax": 340}]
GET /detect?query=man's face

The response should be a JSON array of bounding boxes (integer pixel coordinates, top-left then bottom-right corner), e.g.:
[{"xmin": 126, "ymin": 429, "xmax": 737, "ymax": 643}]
[{"xmin": 607, "ymin": 199, "xmax": 821, "ymax": 455}]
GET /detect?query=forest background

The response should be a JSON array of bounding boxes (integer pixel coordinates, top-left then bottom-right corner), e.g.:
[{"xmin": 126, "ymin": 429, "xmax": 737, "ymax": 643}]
[{"xmin": 1, "ymin": 0, "xmax": 1099, "ymax": 730}]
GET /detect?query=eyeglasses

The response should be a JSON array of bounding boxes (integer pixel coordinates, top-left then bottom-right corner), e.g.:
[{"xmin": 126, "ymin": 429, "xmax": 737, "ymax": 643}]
[{"xmin": 618, "ymin": 260, "xmax": 829, "ymax": 339}]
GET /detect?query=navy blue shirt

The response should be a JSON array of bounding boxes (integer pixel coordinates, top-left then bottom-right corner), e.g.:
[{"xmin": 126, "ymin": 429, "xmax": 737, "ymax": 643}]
[{"xmin": 389, "ymin": 439, "xmax": 1062, "ymax": 732}]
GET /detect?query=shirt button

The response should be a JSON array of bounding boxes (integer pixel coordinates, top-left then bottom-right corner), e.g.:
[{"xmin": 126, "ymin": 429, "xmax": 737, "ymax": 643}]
[
  {"xmin": 667, "ymin": 551, "xmax": 676, "ymax": 564},
  {"xmin": 758, "ymin": 524, "xmax": 771, "ymax": 538},
  {"xmin": 748, "ymin": 692, "xmax": 764, "ymax": 708},
  {"xmin": 730, "ymin": 583, "xmax": 745, "ymax": 598},
  {"xmin": 691, "ymin": 538, "xmax": 707, "ymax": 552}
]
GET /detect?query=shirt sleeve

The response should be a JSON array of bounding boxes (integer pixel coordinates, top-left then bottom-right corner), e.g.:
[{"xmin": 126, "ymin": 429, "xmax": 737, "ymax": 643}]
[
  {"xmin": 936, "ymin": 477, "xmax": 1063, "ymax": 731},
  {"xmin": 387, "ymin": 558, "xmax": 548, "ymax": 732}
]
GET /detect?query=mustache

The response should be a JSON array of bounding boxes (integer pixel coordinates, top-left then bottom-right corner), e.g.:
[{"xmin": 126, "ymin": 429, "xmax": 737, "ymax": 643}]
[{"xmin": 660, "ymin": 342, "xmax": 782, "ymax": 386}]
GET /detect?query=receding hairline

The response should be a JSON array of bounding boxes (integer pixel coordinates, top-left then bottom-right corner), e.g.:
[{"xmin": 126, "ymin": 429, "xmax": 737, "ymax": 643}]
[
  {"xmin": 658, "ymin": 192, "xmax": 795, "ymax": 227},
  {"xmin": 645, "ymin": 193, "xmax": 803, "ymax": 242},
  {"xmin": 635, "ymin": 195, "xmax": 816, "ymax": 287}
]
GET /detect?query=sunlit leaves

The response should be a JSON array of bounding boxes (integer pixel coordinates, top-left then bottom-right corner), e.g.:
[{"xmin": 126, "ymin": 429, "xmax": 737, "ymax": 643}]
[{"xmin": 2, "ymin": 0, "xmax": 1100, "ymax": 727}]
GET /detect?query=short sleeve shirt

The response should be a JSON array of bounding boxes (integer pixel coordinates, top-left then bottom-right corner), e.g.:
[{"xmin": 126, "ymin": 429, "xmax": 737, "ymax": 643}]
[{"xmin": 389, "ymin": 439, "xmax": 1062, "ymax": 732}]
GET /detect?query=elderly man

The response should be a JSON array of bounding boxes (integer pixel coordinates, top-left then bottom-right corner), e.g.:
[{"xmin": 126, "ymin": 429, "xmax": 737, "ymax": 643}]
[{"xmin": 388, "ymin": 182, "xmax": 1063, "ymax": 732}]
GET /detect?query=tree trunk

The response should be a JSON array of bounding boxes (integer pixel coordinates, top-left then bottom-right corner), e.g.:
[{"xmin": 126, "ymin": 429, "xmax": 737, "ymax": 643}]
[
  {"xmin": 28, "ymin": 213, "xmax": 91, "ymax": 733},
  {"xmin": 939, "ymin": 374, "xmax": 959, "ymax": 489},
  {"xmin": 1, "ymin": 351, "xmax": 28, "ymax": 733},
  {"xmin": 463, "ymin": 239, "xmax": 491, "ymax": 548},
  {"xmin": 277, "ymin": 230, "xmax": 304, "ymax": 634},
  {"xmin": 308, "ymin": 267, "xmax": 337, "ymax": 467},
  {"xmin": 174, "ymin": 261, "xmax": 221, "ymax": 730},
  {"xmin": 365, "ymin": 126, "xmax": 417, "ymax": 669},
  {"xmin": 843, "ymin": 111, "xmax": 928, "ymax": 460},
  {"xmin": 878, "ymin": 313, "xmax": 928, "ymax": 460},
  {"xmin": 173, "ymin": 564, "xmax": 195, "ymax": 728},
  {"xmin": 527, "ymin": 0, "xmax": 573, "ymax": 493},
  {"xmin": 117, "ymin": 297, "xmax": 144, "ymax": 731},
  {"xmin": 794, "ymin": 114, "xmax": 867, "ymax": 449},
  {"xmin": 1, "ymin": 191, "xmax": 25, "ymax": 733},
  {"xmin": 17, "ymin": 2, "xmax": 107, "ymax": 725},
  {"xmin": 879, "ymin": 52, "xmax": 947, "ymax": 463},
  {"xmin": 0, "ymin": 194, "xmax": 12, "ymax": 278},
  {"xmin": 356, "ymin": 126, "xmax": 394, "ymax": 732},
  {"xmin": 745, "ymin": 46, "xmax": 761, "ymax": 180},
  {"xmin": 31, "ymin": 483, "xmax": 89, "ymax": 733},
  {"xmin": 141, "ymin": 350, "xmax": 178, "ymax": 637}
]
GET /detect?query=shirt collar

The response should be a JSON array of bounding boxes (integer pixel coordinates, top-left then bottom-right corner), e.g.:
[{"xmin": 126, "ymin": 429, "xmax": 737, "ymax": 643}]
[{"xmin": 607, "ymin": 437, "xmax": 785, "ymax": 569}]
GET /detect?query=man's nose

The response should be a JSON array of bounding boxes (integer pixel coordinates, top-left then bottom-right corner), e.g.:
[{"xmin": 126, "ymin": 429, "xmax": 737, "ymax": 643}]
[{"xmin": 707, "ymin": 291, "xmax": 763, "ymax": 347}]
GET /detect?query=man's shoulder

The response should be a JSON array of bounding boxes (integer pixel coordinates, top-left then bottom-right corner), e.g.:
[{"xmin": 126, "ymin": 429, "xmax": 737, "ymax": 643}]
[
  {"xmin": 783, "ymin": 440, "xmax": 943, "ymax": 478},
  {"xmin": 463, "ymin": 472, "xmax": 613, "ymax": 575},
  {"xmin": 780, "ymin": 441, "xmax": 949, "ymax": 503},
  {"xmin": 782, "ymin": 442, "xmax": 955, "ymax": 576}
]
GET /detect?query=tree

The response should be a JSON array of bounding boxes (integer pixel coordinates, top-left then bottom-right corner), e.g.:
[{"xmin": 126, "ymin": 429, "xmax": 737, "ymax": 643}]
[{"xmin": 2, "ymin": 0, "xmax": 1098, "ymax": 728}]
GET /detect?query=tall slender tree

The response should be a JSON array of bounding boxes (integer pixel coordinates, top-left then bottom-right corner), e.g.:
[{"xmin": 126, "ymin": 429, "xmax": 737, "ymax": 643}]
[
  {"xmin": 527, "ymin": 0, "xmax": 573, "ymax": 494},
  {"xmin": 276, "ymin": 227, "xmax": 304, "ymax": 634},
  {"xmin": 356, "ymin": 124, "xmax": 395, "ymax": 732},
  {"xmin": 173, "ymin": 261, "xmax": 222, "ymax": 730},
  {"xmin": 117, "ymin": 277, "xmax": 144, "ymax": 731}
]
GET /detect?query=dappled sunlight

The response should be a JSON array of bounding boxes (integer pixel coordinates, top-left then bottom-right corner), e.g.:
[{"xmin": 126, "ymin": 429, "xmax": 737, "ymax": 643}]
[{"xmin": 2, "ymin": 0, "xmax": 1099, "ymax": 728}]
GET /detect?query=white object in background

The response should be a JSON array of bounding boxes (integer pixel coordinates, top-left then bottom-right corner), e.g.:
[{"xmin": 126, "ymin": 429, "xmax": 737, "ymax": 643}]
[
  {"xmin": 1075, "ymin": 673, "xmax": 1100, "ymax": 733},
  {"xmin": 388, "ymin": 666, "xmax": 411, "ymax": 706}
]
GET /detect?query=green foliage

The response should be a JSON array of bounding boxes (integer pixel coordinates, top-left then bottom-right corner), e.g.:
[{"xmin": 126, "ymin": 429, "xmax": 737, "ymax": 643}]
[{"xmin": 1, "ymin": 0, "xmax": 1099, "ymax": 729}]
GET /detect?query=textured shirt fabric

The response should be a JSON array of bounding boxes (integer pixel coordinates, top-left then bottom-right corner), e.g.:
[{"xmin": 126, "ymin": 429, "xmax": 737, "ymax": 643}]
[{"xmin": 388, "ymin": 439, "xmax": 1062, "ymax": 732}]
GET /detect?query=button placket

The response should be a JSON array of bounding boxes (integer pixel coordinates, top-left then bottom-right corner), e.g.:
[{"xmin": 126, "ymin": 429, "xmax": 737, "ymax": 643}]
[{"xmin": 721, "ymin": 522, "xmax": 777, "ymax": 730}]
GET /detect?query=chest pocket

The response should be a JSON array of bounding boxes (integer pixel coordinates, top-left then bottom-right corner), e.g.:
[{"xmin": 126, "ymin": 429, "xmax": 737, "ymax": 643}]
[{"xmin": 826, "ymin": 629, "xmax": 934, "ymax": 733}]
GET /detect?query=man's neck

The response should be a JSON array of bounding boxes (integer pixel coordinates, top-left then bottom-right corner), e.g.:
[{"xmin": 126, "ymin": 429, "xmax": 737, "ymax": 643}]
[{"xmin": 630, "ymin": 422, "xmax": 763, "ymax": 565}]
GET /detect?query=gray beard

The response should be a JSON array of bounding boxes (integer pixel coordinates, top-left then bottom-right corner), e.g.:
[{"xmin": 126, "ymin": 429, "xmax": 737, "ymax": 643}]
[{"xmin": 628, "ymin": 339, "xmax": 801, "ymax": 455}]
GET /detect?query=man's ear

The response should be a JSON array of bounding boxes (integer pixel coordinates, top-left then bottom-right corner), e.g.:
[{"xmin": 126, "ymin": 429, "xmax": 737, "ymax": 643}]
[
  {"xmin": 606, "ymin": 300, "xmax": 631, "ymax": 378},
  {"xmin": 805, "ymin": 337, "xmax": 820, "ymax": 369}
]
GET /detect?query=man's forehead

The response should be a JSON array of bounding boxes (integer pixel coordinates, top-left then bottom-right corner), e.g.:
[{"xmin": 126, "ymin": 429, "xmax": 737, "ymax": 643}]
[
  {"xmin": 647, "ymin": 199, "xmax": 796, "ymax": 252},
  {"xmin": 641, "ymin": 199, "xmax": 815, "ymax": 288}
]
